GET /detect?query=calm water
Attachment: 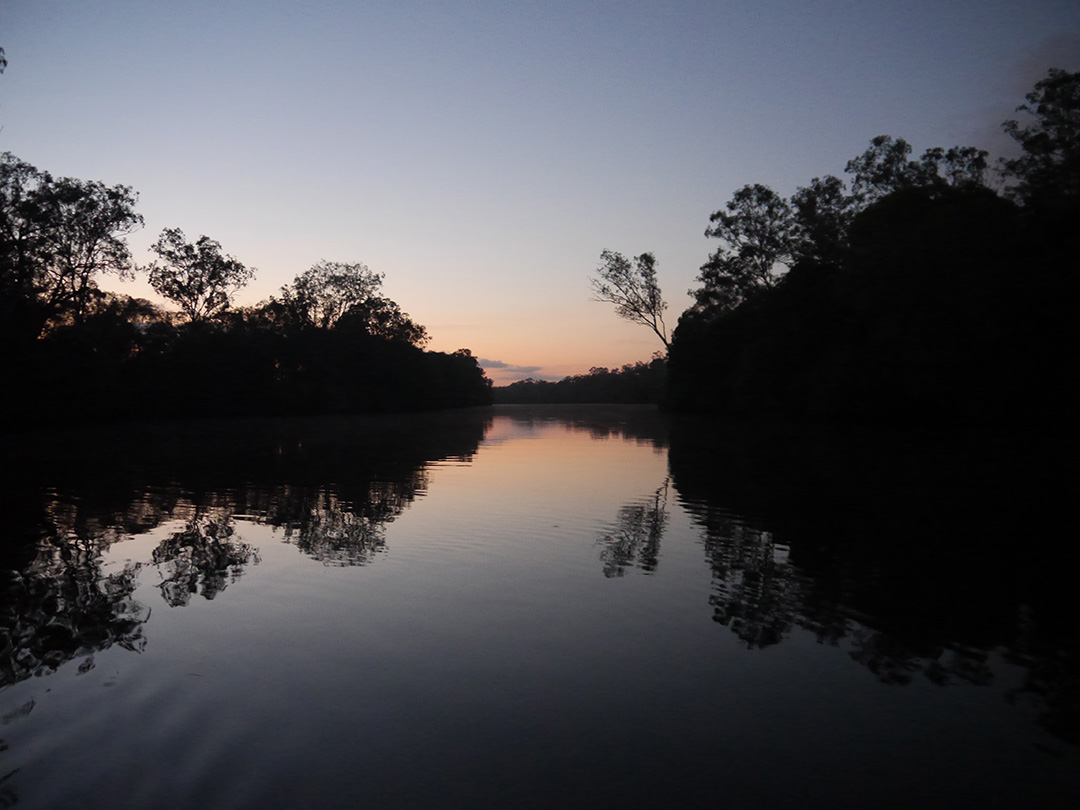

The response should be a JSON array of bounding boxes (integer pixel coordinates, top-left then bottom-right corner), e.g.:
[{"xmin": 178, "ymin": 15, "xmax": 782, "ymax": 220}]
[{"xmin": 0, "ymin": 406, "xmax": 1075, "ymax": 809}]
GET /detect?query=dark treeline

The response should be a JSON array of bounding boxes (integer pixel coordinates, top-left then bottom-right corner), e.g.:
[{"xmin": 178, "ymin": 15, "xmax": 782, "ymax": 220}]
[
  {"xmin": 665, "ymin": 68, "xmax": 1077, "ymax": 423},
  {"xmin": 493, "ymin": 357, "xmax": 666, "ymax": 404},
  {"xmin": 5, "ymin": 314, "xmax": 492, "ymax": 421},
  {"xmin": 0, "ymin": 154, "xmax": 491, "ymax": 424}
]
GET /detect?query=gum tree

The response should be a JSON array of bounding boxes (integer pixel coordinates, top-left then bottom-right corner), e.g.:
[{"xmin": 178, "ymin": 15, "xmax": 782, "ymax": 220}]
[
  {"xmin": 590, "ymin": 249, "xmax": 669, "ymax": 349},
  {"xmin": 147, "ymin": 228, "xmax": 254, "ymax": 322}
]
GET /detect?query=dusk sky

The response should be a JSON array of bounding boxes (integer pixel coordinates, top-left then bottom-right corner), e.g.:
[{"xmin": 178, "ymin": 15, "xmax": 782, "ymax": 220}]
[{"xmin": 2, "ymin": 1, "xmax": 1077, "ymax": 383}]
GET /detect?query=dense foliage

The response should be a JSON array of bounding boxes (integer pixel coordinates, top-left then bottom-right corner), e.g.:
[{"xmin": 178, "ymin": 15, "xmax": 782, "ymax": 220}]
[
  {"xmin": 667, "ymin": 68, "xmax": 1077, "ymax": 424},
  {"xmin": 0, "ymin": 154, "xmax": 491, "ymax": 423},
  {"xmin": 0, "ymin": 153, "xmax": 142, "ymax": 345}
]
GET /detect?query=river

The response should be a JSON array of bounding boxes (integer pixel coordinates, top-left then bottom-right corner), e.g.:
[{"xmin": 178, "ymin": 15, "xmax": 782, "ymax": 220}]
[{"xmin": 0, "ymin": 405, "xmax": 1075, "ymax": 808}]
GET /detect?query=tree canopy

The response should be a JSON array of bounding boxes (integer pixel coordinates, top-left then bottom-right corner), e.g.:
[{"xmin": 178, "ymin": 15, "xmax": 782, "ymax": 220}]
[
  {"xmin": 590, "ymin": 249, "xmax": 669, "ymax": 349},
  {"xmin": 270, "ymin": 260, "xmax": 429, "ymax": 346},
  {"xmin": 1, "ymin": 152, "xmax": 142, "ymax": 341},
  {"xmin": 1, "ymin": 155, "xmax": 486, "ymax": 422},
  {"xmin": 686, "ymin": 131, "xmax": 995, "ymax": 320},
  {"xmin": 278, "ymin": 260, "xmax": 384, "ymax": 329},
  {"xmin": 693, "ymin": 184, "xmax": 797, "ymax": 312},
  {"xmin": 147, "ymin": 228, "xmax": 254, "ymax": 323},
  {"xmin": 667, "ymin": 69, "xmax": 1075, "ymax": 425},
  {"xmin": 1002, "ymin": 68, "xmax": 1080, "ymax": 209}
]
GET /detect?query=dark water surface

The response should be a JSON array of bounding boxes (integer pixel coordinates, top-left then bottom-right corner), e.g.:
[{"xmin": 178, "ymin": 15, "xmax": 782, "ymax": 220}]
[{"xmin": 0, "ymin": 406, "xmax": 1075, "ymax": 809}]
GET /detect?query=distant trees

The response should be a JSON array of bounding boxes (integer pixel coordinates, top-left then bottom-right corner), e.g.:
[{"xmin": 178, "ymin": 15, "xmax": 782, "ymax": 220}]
[
  {"xmin": 494, "ymin": 357, "xmax": 667, "ymax": 405},
  {"xmin": 147, "ymin": 228, "xmax": 254, "ymax": 323},
  {"xmin": 590, "ymin": 249, "xmax": 669, "ymax": 349}
]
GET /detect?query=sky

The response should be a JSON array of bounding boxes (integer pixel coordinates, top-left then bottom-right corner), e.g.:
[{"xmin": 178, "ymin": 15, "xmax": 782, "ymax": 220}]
[{"xmin": 2, "ymin": 1, "xmax": 1077, "ymax": 383}]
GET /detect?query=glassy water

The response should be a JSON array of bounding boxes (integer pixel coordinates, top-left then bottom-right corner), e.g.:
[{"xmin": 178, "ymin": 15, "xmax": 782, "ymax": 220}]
[{"xmin": 0, "ymin": 406, "xmax": 1075, "ymax": 809}]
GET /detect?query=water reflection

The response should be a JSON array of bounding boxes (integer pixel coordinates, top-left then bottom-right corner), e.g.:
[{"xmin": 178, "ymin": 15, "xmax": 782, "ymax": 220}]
[
  {"xmin": 493, "ymin": 406, "xmax": 1077, "ymax": 749},
  {"xmin": 0, "ymin": 411, "xmax": 491, "ymax": 689},
  {"xmin": 597, "ymin": 479, "xmax": 669, "ymax": 578},
  {"xmin": 701, "ymin": 521, "xmax": 804, "ymax": 648},
  {"xmin": 521, "ymin": 407, "xmax": 1076, "ymax": 747},
  {"xmin": 0, "ymin": 528, "xmax": 147, "ymax": 689},
  {"xmin": 0, "ymin": 407, "xmax": 1075, "ymax": 808},
  {"xmin": 151, "ymin": 514, "xmax": 258, "ymax": 606},
  {"xmin": 667, "ymin": 416, "xmax": 1076, "ymax": 743},
  {"xmin": 489, "ymin": 403, "xmax": 669, "ymax": 447},
  {"xmin": 253, "ymin": 478, "xmax": 424, "ymax": 566}
]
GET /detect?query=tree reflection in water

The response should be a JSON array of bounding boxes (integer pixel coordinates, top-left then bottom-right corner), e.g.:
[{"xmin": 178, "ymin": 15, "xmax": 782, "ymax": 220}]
[
  {"xmin": 0, "ymin": 515, "xmax": 148, "ymax": 689},
  {"xmin": 0, "ymin": 407, "xmax": 1075, "ymax": 762},
  {"xmin": 699, "ymin": 519, "xmax": 804, "ymax": 648},
  {"xmin": 0, "ymin": 467, "xmax": 437, "ymax": 688},
  {"xmin": 0, "ymin": 472, "xmax": 429, "ymax": 685},
  {"xmin": 666, "ymin": 416, "xmax": 1077, "ymax": 744},
  {"xmin": 253, "ymin": 477, "xmax": 425, "ymax": 567},
  {"xmin": 597, "ymin": 479, "xmax": 669, "ymax": 577},
  {"xmin": 577, "ymin": 409, "xmax": 1075, "ymax": 746},
  {"xmin": 280, "ymin": 490, "xmax": 388, "ymax": 566},
  {"xmin": 0, "ymin": 411, "xmax": 490, "ymax": 692},
  {"xmin": 151, "ymin": 513, "xmax": 259, "ymax": 606}
]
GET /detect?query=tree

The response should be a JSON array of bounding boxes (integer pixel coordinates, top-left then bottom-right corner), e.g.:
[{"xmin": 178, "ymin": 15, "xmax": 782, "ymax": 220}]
[
  {"xmin": 336, "ymin": 294, "xmax": 429, "ymax": 346},
  {"xmin": 271, "ymin": 260, "xmax": 429, "ymax": 346},
  {"xmin": 845, "ymin": 136, "xmax": 988, "ymax": 206},
  {"xmin": 1, "ymin": 152, "xmax": 142, "ymax": 340},
  {"xmin": 917, "ymin": 146, "xmax": 989, "ymax": 189},
  {"xmin": 279, "ymin": 260, "xmax": 384, "ymax": 329},
  {"xmin": 1001, "ymin": 68, "xmax": 1080, "ymax": 207},
  {"xmin": 790, "ymin": 175, "xmax": 856, "ymax": 264},
  {"xmin": 692, "ymin": 184, "xmax": 797, "ymax": 313},
  {"xmin": 147, "ymin": 228, "xmax": 254, "ymax": 322},
  {"xmin": 844, "ymin": 135, "xmax": 927, "ymax": 205},
  {"xmin": 590, "ymin": 249, "xmax": 669, "ymax": 349},
  {"xmin": 36, "ymin": 174, "xmax": 144, "ymax": 324}
]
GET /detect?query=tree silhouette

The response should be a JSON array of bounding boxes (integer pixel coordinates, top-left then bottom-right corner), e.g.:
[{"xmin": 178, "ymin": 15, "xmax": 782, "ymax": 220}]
[
  {"xmin": 590, "ymin": 249, "xmax": 669, "ymax": 348},
  {"xmin": 844, "ymin": 135, "xmax": 988, "ymax": 206},
  {"xmin": 147, "ymin": 227, "xmax": 254, "ymax": 322},
  {"xmin": 693, "ymin": 184, "xmax": 797, "ymax": 312},
  {"xmin": 596, "ymin": 479, "xmax": 670, "ymax": 577},
  {"xmin": 269, "ymin": 260, "xmax": 430, "ymax": 346},
  {"xmin": 279, "ymin": 260, "xmax": 384, "ymax": 329},
  {"xmin": 790, "ymin": 175, "xmax": 856, "ymax": 264},
  {"xmin": 1002, "ymin": 67, "xmax": 1080, "ymax": 208},
  {"xmin": 1, "ymin": 153, "xmax": 142, "ymax": 339}
]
